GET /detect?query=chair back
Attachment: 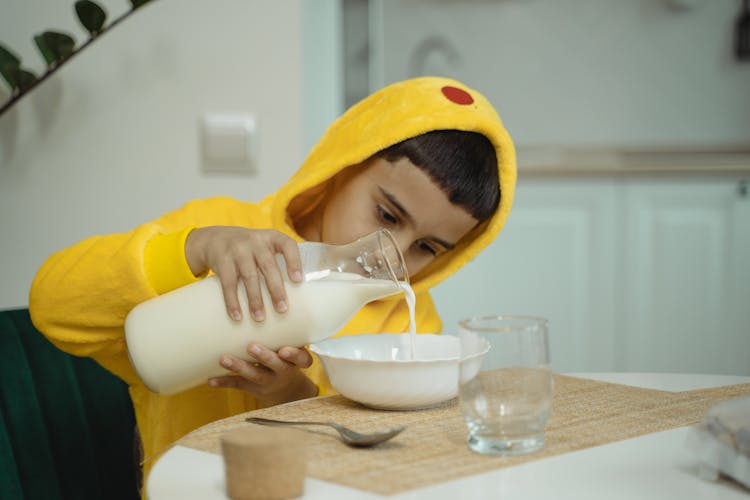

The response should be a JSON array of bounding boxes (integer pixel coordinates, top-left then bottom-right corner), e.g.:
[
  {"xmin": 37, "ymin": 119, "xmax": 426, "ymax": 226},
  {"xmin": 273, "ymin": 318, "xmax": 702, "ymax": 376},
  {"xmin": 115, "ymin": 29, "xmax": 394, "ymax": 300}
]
[{"xmin": 0, "ymin": 308, "xmax": 139, "ymax": 499}]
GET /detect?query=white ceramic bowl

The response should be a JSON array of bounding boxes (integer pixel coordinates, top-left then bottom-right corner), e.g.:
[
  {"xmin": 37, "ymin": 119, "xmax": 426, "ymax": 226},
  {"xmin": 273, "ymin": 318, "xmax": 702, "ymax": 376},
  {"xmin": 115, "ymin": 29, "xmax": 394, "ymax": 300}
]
[{"xmin": 310, "ymin": 333, "xmax": 485, "ymax": 410}]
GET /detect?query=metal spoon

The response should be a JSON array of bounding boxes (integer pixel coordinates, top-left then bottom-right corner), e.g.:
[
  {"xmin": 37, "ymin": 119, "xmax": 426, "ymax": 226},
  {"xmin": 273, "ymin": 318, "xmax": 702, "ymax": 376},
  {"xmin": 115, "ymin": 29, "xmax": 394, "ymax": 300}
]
[{"xmin": 246, "ymin": 417, "xmax": 406, "ymax": 447}]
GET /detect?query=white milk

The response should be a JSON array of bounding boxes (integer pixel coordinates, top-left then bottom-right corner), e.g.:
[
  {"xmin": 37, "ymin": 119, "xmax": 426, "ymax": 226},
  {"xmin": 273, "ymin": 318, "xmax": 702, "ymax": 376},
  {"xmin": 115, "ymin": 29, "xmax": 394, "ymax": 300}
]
[
  {"xmin": 125, "ymin": 273, "xmax": 401, "ymax": 395},
  {"xmin": 400, "ymin": 282, "xmax": 417, "ymax": 359}
]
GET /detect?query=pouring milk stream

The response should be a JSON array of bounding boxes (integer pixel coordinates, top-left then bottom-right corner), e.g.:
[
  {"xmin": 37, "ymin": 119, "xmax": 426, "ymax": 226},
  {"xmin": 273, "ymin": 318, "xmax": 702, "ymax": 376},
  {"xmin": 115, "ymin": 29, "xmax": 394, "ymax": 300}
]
[{"xmin": 125, "ymin": 229, "xmax": 416, "ymax": 395}]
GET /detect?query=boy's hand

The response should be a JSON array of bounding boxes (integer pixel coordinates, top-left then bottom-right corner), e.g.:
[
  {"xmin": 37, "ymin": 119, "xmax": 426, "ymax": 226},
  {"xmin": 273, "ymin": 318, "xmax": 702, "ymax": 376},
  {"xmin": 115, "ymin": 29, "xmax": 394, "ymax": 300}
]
[
  {"xmin": 208, "ymin": 344, "xmax": 318, "ymax": 405},
  {"xmin": 185, "ymin": 226, "xmax": 303, "ymax": 321}
]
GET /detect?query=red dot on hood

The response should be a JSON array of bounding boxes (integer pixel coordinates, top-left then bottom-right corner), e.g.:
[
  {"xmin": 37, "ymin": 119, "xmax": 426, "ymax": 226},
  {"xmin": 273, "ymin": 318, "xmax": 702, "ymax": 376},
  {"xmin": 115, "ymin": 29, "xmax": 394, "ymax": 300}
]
[{"xmin": 441, "ymin": 86, "xmax": 474, "ymax": 105}]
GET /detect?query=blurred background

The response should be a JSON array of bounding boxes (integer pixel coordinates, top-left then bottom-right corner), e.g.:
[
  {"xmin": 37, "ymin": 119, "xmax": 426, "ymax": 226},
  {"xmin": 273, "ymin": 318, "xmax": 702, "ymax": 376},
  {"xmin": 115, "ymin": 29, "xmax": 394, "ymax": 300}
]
[{"xmin": 1, "ymin": 0, "xmax": 748, "ymax": 375}]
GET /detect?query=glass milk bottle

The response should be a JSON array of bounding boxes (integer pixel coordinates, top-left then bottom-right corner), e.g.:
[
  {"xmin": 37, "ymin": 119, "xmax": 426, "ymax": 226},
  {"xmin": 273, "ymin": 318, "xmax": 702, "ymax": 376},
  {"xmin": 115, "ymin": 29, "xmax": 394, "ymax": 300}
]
[{"xmin": 124, "ymin": 229, "xmax": 408, "ymax": 395}]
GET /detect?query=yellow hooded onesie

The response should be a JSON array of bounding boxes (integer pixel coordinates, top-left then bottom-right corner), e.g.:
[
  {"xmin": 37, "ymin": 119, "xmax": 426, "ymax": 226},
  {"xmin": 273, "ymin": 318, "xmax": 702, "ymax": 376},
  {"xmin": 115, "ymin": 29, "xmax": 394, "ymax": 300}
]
[{"xmin": 29, "ymin": 76, "xmax": 516, "ymax": 481}]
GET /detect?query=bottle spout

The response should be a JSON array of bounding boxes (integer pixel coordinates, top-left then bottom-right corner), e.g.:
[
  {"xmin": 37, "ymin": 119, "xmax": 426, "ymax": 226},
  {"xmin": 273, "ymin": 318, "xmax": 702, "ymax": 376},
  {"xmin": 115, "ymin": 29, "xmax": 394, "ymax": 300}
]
[
  {"xmin": 354, "ymin": 229, "xmax": 409, "ymax": 286},
  {"xmin": 297, "ymin": 229, "xmax": 409, "ymax": 286}
]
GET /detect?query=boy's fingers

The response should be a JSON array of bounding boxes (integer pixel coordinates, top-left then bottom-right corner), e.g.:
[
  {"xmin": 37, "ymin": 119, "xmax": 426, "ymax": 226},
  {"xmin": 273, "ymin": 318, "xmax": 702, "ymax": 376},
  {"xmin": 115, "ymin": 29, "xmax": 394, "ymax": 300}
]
[
  {"xmin": 278, "ymin": 346, "xmax": 313, "ymax": 368},
  {"xmin": 218, "ymin": 271, "xmax": 242, "ymax": 321},
  {"xmin": 247, "ymin": 344, "xmax": 287, "ymax": 373},
  {"xmin": 236, "ymin": 257, "xmax": 265, "ymax": 321},
  {"xmin": 255, "ymin": 252, "xmax": 288, "ymax": 314},
  {"xmin": 241, "ymin": 273, "xmax": 265, "ymax": 322},
  {"xmin": 226, "ymin": 354, "xmax": 273, "ymax": 383},
  {"xmin": 278, "ymin": 238, "xmax": 304, "ymax": 282}
]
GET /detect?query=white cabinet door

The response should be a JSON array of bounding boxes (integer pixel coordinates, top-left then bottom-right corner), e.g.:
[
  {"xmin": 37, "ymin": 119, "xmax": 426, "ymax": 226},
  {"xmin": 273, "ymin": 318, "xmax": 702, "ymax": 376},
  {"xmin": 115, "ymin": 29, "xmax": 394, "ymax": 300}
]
[
  {"xmin": 432, "ymin": 178, "xmax": 618, "ymax": 373},
  {"xmin": 433, "ymin": 175, "xmax": 750, "ymax": 375},
  {"xmin": 620, "ymin": 178, "xmax": 750, "ymax": 375}
]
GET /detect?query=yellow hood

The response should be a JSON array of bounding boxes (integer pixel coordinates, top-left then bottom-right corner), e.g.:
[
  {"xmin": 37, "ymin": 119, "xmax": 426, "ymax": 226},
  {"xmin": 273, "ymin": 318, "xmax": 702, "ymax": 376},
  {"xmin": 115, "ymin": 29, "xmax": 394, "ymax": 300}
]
[{"xmin": 272, "ymin": 76, "xmax": 516, "ymax": 295}]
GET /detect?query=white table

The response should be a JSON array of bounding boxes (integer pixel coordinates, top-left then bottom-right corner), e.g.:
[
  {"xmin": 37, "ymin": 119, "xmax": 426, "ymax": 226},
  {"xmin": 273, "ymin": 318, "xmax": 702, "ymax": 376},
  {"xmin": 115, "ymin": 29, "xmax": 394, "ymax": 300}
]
[{"xmin": 147, "ymin": 373, "xmax": 750, "ymax": 499}]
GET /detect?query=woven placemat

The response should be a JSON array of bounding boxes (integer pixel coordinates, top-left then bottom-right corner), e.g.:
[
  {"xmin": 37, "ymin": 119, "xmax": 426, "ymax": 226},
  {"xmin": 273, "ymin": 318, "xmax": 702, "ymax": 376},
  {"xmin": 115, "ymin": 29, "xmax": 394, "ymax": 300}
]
[{"xmin": 175, "ymin": 375, "xmax": 750, "ymax": 495}]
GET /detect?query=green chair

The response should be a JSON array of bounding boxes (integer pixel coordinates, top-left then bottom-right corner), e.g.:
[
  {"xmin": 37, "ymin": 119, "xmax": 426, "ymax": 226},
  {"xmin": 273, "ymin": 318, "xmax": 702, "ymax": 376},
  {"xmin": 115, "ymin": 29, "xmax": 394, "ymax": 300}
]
[{"xmin": 0, "ymin": 308, "xmax": 140, "ymax": 500}]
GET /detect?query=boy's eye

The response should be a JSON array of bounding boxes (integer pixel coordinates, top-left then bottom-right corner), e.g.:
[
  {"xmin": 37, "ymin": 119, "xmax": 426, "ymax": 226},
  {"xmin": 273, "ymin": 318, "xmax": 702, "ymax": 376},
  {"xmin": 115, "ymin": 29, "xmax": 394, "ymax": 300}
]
[
  {"xmin": 417, "ymin": 240, "xmax": 438, "ymax": 256},
  {"xmin": 377, "ymin": 205, "xmax": 398, "ymax": 225}
]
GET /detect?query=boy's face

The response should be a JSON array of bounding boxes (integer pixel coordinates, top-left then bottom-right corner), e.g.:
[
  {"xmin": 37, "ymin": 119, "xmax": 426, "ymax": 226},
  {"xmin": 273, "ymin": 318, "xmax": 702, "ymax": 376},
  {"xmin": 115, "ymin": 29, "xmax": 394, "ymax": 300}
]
[{"xmin": 318, "ymin": 156, "xmax": 480, "ymax": 277}]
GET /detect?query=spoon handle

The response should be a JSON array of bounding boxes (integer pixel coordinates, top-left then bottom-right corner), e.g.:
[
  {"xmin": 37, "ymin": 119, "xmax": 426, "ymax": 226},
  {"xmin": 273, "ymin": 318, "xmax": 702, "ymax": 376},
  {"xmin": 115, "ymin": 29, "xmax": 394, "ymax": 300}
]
[{"xmin": 246, "ymin": 417, "xmax": 331, "ymax": 428}]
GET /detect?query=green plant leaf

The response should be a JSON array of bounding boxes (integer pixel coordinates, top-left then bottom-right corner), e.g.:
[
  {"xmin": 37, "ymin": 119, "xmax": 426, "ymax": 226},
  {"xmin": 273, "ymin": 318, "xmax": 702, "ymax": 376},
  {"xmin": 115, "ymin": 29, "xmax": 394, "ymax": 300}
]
[
  {"xmin": 75, "ymin": 0, "xmax": 107, "ymax": 35},
  {"xmin": 34, "ymin": 34, "xmax": 56, "ymax": 67},
  {"xmin": 16, "ymin": 68, "xmax": 38, "ymax": 91},
  {"xmin": 0, "ymin": 44, "xmax": 21, "ymax": 69},
  {"xmin": 0, "ymin": 44, "xmax": 22, "ymax": 89},
  {"xmin": 0, "ymin": 65, "xmax": 35, "ymax": 93},
  {"xmin": 130, "ymin": 0, "xmax": 151, "ymax": 8},
  {"xmin": 1, "ymin": 64, "xmax": 18, "ymax": 90},
  {"xmin": 34, "ymin": 31, "xmax": 76, "ymax": 66}
]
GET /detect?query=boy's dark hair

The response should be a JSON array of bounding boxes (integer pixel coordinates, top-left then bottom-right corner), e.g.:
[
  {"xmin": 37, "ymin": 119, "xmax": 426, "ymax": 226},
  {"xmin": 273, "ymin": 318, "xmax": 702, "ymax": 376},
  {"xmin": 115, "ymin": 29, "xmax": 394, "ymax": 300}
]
[{"xmin": 377, "ymin": 130, "xmax": 500, "ymax": 222}]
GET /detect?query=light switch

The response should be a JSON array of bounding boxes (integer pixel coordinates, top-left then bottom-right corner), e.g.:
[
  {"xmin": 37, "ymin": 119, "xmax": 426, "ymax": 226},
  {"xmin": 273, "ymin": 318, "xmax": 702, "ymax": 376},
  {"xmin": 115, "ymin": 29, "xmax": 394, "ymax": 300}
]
[{"xmin": 201, "ymin": 113, "xmax": 258, "ymax": 174}]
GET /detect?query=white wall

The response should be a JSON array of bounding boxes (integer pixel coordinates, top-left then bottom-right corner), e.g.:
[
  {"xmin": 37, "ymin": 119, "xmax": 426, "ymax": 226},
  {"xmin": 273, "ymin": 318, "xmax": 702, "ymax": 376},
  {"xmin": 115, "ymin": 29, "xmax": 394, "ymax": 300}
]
[
  {"xmin": 373, "ymin": 0, "xmax": 750, "ymax": 149},
  {"xmin": 0, "ymin": 0, "xmax": 343, "ymax": 308}
]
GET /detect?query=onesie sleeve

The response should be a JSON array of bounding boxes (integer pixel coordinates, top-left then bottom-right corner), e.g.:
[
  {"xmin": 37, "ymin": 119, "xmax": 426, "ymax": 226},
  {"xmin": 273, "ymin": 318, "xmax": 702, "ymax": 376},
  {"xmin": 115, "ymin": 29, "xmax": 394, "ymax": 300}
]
[
  {"xmin": 28, "ymin": 196, "xmax": 263, "ymax": 384},
  {"xmin": 29, "ymin": 223, "xmax": 164, "ymax": 383},
  {"xmin": 144, "ymin": 226, "xmax": 206, "ymax": 295}
]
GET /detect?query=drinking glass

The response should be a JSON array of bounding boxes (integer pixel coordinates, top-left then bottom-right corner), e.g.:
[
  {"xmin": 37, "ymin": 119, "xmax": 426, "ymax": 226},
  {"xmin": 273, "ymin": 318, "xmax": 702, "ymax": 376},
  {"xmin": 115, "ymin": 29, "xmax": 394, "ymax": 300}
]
[{"xmin": 458, "ymin": 315, "xmax": 553, "ymax": 455}]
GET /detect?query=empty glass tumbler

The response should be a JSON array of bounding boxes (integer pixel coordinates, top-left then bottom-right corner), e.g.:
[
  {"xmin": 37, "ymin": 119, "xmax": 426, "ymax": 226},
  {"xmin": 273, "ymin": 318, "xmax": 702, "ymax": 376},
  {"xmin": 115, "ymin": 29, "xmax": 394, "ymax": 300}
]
[{"xmin": 458, "ymin": 315, "xmax": 553, "ymax": 455}]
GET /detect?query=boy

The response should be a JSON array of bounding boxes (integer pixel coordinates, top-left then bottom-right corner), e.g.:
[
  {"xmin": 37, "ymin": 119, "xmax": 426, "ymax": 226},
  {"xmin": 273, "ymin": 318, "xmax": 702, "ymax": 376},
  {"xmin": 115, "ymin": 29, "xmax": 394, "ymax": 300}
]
[{"xmin": 29, "ymin": 76, "xmax": 516, "ymax": 480}]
